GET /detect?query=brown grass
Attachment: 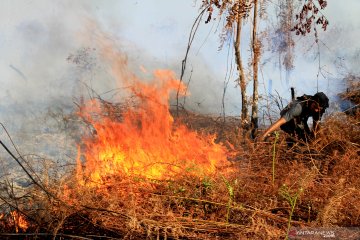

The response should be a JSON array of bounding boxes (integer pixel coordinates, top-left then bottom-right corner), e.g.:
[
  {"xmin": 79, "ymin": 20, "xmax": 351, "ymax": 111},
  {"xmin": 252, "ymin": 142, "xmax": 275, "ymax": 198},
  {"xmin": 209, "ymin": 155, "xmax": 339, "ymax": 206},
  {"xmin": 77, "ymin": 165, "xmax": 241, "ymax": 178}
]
[{"xmin": 0, "ymin": 107, "xmax": 359, "ymax": 239}]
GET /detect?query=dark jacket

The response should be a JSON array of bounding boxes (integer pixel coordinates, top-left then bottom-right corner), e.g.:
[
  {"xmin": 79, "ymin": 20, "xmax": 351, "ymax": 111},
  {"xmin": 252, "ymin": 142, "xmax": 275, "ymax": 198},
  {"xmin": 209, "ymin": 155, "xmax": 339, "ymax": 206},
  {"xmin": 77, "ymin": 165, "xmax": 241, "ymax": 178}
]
[{"xmin": 280, "ymin": 95, "xmax": 324, "ymax": 142}]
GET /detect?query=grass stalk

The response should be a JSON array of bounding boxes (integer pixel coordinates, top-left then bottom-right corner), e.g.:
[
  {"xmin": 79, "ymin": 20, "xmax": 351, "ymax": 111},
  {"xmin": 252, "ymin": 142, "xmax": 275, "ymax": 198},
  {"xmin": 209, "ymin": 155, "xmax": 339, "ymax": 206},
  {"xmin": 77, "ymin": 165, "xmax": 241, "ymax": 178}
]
[
  {"xmin": 272, "ymin": 131, "xmax": 279, "ymax": 185},
  {"xmin": 279, "ymin": 185, "xmax": 303, "ymax": 240},
  {"xmin": 222, "ymin": 176, "xmax": 234, "ymax": 223}
]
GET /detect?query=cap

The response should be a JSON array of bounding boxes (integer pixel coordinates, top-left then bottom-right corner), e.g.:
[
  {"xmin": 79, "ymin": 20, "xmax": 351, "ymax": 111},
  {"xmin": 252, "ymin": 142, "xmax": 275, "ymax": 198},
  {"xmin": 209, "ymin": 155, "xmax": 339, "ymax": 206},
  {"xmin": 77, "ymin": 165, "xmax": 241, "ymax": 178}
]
[{"xmin": 312, "ymin": 92, "xmax": 329, "ymax": 109}]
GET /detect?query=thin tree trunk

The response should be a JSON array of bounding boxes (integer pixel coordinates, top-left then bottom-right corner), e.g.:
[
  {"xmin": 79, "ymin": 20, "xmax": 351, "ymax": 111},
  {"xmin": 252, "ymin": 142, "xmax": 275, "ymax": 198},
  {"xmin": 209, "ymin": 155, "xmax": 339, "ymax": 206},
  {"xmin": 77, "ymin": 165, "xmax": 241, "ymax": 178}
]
[
  {"xmin": 251, "ymin": 0, "xmax": 259, "ymax": 137},
  {"xmin": 234, "ymin": 1, "xmax": 248, "ymax": 127}
]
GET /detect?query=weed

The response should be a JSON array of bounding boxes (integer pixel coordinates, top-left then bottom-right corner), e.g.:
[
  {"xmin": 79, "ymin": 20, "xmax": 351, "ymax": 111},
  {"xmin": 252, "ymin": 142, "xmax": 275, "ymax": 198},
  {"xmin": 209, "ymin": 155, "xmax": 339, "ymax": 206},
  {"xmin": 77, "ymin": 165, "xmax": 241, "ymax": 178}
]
[
  {"xmin": 279, "ymin": 184, "xmax": 303, "ymax": 239},
  {"xmin": 222, "ymin": 176, "xmax": 234, "ymax": 223}
]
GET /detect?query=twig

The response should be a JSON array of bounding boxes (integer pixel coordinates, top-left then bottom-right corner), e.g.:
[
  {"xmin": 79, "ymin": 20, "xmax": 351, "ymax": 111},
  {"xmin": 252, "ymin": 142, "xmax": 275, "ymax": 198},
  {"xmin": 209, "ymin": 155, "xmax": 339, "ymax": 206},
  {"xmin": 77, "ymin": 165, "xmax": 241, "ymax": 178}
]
[
  {"xmin": 176, "ymin": 8, "xmax": 206, "ymax": 115},
  {"xmin": 272, "ymin": 131, "xmax": 279, "ymax": 185}
]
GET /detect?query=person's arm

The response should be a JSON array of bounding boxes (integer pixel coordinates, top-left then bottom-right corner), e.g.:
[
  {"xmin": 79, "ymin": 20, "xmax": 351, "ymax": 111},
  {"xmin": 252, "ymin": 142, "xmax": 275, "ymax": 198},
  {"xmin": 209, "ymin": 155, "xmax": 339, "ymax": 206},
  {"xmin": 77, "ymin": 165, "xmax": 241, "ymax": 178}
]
[
  {"xmin": 260, "ymin": 117, "xmax": 287, "ymax": 141},
  {"xmin": 260, "ymin": 102, "xmax": 301, "ymax": 141}
]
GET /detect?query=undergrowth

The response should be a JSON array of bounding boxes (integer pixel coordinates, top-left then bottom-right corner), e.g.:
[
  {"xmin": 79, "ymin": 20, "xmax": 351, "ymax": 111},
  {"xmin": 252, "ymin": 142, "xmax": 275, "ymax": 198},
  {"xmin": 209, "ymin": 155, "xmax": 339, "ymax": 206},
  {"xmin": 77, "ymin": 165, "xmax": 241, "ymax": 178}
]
[{"xmin": 0, "ymin": 109, "xmax": 359, "ymax": 240}]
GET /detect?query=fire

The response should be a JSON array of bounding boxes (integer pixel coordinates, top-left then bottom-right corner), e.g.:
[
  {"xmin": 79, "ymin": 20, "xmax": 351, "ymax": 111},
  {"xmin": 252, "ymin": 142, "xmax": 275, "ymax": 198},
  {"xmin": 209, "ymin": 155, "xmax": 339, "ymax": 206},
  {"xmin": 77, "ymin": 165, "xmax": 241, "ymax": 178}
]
[
  {"xmin": 76, "ymin": 69, "xmax": 231, "ymax": 186},
  {"xmin": 10, "ymin": 211, "xmax": 29, "ymax": 232}
]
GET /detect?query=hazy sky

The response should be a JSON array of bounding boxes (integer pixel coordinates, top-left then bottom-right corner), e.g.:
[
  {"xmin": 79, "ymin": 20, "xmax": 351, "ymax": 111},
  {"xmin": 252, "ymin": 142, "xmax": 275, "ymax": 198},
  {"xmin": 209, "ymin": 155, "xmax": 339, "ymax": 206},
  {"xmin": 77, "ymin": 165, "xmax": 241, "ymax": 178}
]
[{"xmin": 0, "ymin": 0, "xmax": 359, "ymax": 120}]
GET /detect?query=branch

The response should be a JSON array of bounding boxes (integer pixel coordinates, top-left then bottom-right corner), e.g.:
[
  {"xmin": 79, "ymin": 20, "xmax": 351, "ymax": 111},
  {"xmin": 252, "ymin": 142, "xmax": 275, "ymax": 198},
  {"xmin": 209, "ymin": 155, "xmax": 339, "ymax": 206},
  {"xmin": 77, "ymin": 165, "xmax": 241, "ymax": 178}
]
[{"xmin": 176, "ymin": 8, "xmax": 207, "ymax": 115}]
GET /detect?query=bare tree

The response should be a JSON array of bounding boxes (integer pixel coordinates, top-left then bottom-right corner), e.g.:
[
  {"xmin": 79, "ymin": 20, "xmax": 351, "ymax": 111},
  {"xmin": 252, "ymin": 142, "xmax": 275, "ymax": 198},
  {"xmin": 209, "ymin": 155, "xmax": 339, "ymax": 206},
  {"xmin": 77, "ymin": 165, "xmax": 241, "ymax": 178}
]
[
  {"xmin": 234, "ymin": 1, "xmax": 249, "ymax": 127},
  {"xmin": 251, "ymin": 0, "xmax": 260, "ymax": 137},
  {"xmin": 275, "ymin": 0, "xmax": 295, "ymax": 85},
  {"xmin": 197, "ymin": 0, "xmax": 329, "ymax": 131},
  {"xmin": 202, "ymin": 0, "xmax": 253, "ymax": 127}
]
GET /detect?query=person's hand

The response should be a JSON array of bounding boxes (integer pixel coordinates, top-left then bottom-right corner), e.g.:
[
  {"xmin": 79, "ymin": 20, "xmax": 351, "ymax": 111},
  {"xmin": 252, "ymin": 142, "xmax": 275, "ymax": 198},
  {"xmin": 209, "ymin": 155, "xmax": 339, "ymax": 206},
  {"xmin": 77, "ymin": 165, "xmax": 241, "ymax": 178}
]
[
  {"xmin": 260, "ymin": 131, "xmax": 280, "ymax": 142},
  {"xmin": 261, "ymin": 134, "xmax": 271, "ymax": 142},
  {"xmin": 256, "ymin": 133, "xmax": 269, "ymax": 143}
]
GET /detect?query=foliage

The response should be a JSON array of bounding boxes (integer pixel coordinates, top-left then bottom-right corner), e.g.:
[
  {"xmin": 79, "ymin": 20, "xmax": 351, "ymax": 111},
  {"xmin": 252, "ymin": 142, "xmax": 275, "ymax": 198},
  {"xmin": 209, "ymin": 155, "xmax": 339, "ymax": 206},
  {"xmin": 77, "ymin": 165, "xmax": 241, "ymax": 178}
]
[
  {"xmin": 279, "ymin": 184, "xmax": 303, "ymax": 239},
  {"xmin": 202, "ymin": 0, "xmax": 253, "ymax": 25},
  {"xmin": 292, "ymin": 0, "xmax": 329, "ymax": 40}
]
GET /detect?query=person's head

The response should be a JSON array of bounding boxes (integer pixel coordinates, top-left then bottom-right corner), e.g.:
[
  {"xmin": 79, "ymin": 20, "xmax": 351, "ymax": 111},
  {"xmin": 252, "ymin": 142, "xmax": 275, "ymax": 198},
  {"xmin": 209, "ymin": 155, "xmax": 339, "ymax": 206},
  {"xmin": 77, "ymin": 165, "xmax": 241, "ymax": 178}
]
[{"xmin": 310, "ymin": 92, "xmax": 329, "ymax": 114}]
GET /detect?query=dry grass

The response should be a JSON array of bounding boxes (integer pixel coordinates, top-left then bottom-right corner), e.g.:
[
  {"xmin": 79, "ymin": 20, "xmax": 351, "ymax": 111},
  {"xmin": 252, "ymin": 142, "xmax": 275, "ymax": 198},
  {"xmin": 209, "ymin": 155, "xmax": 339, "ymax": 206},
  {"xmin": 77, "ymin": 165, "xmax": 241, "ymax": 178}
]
[{"xmin": 0, "ymin": 106, "xmax": 359, "ymax": 239}]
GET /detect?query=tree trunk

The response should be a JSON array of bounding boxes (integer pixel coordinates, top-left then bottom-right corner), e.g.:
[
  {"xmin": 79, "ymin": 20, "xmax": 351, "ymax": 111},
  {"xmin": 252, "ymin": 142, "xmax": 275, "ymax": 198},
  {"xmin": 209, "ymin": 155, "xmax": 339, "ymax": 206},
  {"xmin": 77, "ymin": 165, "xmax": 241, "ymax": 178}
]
[
  {"xmin": 251, "ymin": 0, "xmax": 259, "ymax": 137},
  {"xmin": 234, "ymin": 2, "xmax": 248, "ymax": 127}
]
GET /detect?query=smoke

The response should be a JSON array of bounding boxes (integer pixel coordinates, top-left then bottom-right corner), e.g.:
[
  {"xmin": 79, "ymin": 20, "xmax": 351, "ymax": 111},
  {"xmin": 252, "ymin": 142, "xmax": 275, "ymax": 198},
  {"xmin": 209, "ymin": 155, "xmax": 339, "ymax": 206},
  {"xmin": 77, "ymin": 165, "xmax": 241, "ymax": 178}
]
[
  {"xmin": 1, "ymin": 2, "xmax": 84, "ymax": 122},
  {"xmin": 0, "ymin": 1, "xmax": 202, "ymax": 171},
  {"xmin": 0, "ymin": 0, "xmax": 359, "ymax": 163},
  {"xmin": 0, "ymin": 2, "xmax": 91, "ymax": 174}
]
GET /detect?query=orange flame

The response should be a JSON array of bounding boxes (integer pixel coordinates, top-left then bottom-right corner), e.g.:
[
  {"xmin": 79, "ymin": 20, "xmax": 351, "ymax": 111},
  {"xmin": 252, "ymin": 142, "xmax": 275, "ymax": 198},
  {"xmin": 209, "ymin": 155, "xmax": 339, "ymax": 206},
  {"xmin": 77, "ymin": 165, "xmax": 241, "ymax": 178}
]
[
  {"xmin": 10, "ymin": 211, "xmax": 29, "ymax": 232},
  {"xmin": 76, "ymin": 69, "xmax": 231, "ymax": 186}
]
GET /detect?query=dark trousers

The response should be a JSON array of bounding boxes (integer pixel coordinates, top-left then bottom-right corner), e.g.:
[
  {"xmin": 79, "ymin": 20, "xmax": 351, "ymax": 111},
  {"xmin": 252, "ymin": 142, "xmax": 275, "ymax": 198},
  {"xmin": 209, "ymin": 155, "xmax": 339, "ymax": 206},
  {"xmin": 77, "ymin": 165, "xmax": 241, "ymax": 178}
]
[{"xmin": 280, "ymin": 120, "xmax": 308, "ymax": 147}]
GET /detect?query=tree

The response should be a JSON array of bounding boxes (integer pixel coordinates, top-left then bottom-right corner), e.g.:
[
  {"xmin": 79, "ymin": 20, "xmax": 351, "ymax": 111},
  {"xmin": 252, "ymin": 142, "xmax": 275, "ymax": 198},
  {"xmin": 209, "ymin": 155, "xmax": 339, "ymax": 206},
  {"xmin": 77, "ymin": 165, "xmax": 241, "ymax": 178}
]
[
  {"xmin": 251, "ymin": 0, "xmax": 260, "ymax": 137},
  {"xmin": 274, "ymin": 0, "xmax": 295, "ymax": 85},
  {"xmin": 196, "ymin": 0, "xmax": 329, "ymax": 132},
  {"xmin": 201, "ymin": 0, "xmax": 253, "ymax": 128}
]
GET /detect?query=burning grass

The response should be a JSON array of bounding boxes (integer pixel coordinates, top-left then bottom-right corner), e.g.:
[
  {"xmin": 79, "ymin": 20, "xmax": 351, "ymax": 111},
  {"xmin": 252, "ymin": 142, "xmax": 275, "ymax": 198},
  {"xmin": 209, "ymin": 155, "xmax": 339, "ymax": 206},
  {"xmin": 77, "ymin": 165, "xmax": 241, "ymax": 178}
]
[
  {"xmin": 0, "ymin": 67, "xmax": 359, "ymax": 238},
  {"xmin": 1, "ymin": 102, "xmax": 359, "ymax": 239}
]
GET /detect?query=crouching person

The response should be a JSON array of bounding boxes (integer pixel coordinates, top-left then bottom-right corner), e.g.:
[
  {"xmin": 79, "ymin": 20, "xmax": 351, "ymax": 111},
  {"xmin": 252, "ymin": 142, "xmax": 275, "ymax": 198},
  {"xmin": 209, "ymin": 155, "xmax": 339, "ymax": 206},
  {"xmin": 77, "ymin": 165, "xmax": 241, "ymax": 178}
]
[{"xmin": 260, "ymin": 92, "xmax": 329, "ymax": 146}]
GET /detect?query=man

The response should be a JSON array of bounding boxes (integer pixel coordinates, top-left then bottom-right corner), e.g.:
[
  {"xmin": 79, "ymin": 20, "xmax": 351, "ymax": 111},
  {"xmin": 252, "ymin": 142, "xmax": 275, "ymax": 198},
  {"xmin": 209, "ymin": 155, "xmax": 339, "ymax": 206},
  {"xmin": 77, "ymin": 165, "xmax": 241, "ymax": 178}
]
[{"xmin": 260, "ymin": 92, "xmax": 329, "ymax": 144}]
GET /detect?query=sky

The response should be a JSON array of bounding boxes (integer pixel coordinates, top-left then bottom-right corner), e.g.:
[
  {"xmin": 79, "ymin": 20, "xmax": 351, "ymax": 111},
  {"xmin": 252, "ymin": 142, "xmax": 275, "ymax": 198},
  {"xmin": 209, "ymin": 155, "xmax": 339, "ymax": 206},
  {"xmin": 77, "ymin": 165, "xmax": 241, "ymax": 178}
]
[{"xmin": 0, "ymin": 0, "xmax": 359, "ymax": 141}]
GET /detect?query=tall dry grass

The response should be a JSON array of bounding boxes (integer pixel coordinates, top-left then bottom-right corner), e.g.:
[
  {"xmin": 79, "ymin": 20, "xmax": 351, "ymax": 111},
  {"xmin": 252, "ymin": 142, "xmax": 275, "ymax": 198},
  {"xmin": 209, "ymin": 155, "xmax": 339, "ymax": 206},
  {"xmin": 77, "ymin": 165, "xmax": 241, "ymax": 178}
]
[{"xmin": 0, "ymin": 106, "xmax": 359, "ymax": 239}]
